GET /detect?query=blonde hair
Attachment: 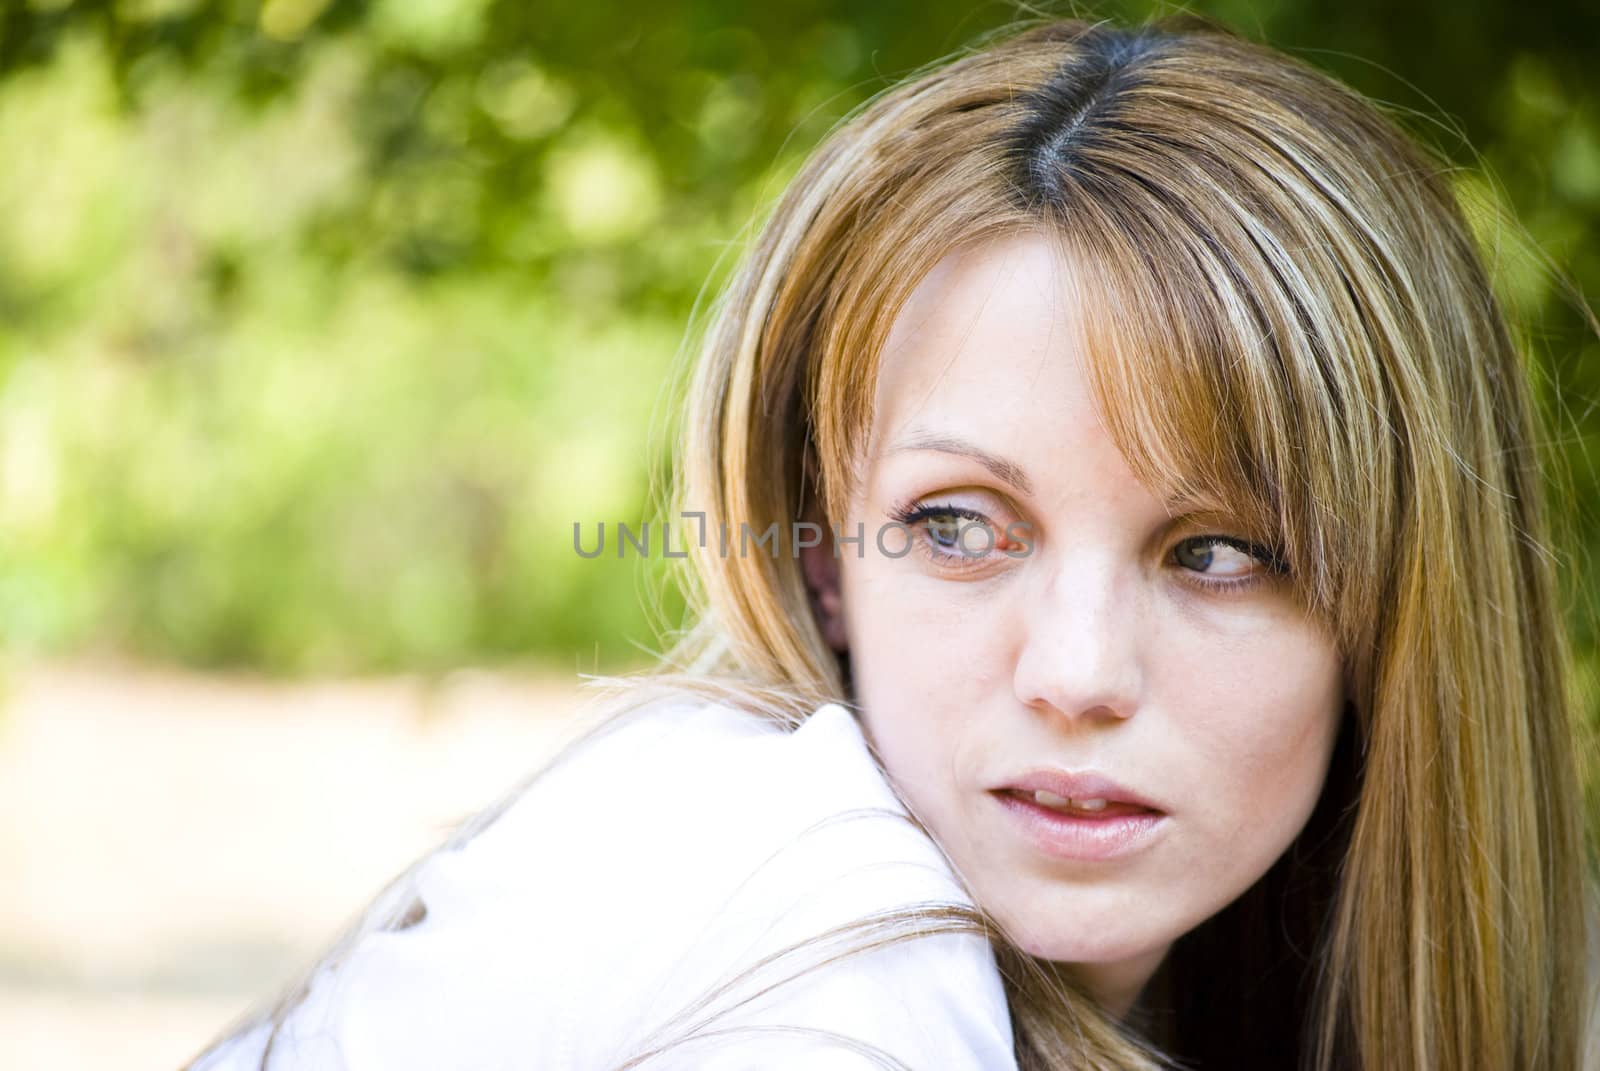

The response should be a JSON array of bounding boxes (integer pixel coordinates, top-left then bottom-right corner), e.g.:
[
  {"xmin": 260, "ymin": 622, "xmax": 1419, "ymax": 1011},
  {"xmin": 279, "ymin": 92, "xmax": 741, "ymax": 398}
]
[{"xmin": 190, "ymin": 13, "xmax": 1594, "ymax": 1071}]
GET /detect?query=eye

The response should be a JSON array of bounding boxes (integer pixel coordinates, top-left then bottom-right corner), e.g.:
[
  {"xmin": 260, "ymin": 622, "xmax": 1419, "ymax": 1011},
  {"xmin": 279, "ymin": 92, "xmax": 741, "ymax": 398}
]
[
  {"xmin": 887, "ymin": 499, "xmax": 1029, "ymax": 575},
  {"xmin": 1171, "ymin": 535, "xmax": 1288, "ymax": 592}
]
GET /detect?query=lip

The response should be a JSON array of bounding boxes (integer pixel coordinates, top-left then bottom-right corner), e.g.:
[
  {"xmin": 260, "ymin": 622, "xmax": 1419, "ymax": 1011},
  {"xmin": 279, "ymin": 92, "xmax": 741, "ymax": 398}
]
[
  {"xmin": 999, "ymin": 769, "xmax": 1165, "ymax": 812},
  {"xmin": 991, "ymin": 769, "xmax": 1168, "ymax": 863}
]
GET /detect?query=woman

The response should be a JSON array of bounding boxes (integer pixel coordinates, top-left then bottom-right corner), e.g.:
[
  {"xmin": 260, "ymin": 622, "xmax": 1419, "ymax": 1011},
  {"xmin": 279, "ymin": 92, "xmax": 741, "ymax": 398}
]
[{"xmin": 190, "ymin": 14, "xmax": 1595, "ymax": 1070}]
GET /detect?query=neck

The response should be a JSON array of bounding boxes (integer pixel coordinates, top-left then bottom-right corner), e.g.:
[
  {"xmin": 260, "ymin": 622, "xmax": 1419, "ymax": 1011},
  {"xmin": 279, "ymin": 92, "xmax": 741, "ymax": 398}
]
[{"xmin": 1068, "ymin": 943, "xmax": 1170, "ymax": 1020}]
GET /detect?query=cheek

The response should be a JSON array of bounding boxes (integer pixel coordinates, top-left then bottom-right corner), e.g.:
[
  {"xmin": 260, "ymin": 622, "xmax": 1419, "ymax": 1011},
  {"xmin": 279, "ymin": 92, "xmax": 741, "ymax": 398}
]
[
  {"xmin": 838, "ymin": 556, "xmax": 1011, "ymax": 783},
  {"xmin": 841, "ymin": 544, "xmax": 1015, "ymax": 656},
  {"xmin": 1164, "ymin": 622, "xmax": 1345, "ymax": 843}
]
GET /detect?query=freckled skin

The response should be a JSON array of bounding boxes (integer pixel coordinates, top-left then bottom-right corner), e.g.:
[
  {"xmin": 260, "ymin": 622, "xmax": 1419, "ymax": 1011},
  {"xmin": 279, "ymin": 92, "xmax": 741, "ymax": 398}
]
[{"xmin": 824, "ymin": 232, "xmax": 1346, "ymax": 1018}]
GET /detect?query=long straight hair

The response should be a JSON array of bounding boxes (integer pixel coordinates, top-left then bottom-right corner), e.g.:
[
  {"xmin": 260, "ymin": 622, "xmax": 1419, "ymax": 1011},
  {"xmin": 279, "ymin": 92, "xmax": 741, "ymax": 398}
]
[
  {"xmin": 189, "ymin": 14, "xmax": 1593, "ymax": 1071},
  {"xmin": 655, "ymin": 14, "xmax": 1591, "ymax": 1070}
]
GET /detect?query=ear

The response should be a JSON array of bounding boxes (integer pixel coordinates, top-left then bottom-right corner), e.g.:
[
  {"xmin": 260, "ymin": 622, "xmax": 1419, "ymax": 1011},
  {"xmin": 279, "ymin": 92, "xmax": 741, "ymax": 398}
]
[
  {"xmin": 801, "ymin": 537, "xmax": 848, "ymax": 653},
  {"xmin": 799, "ymin": 498, "xmax": 849, "ymax": 654}
]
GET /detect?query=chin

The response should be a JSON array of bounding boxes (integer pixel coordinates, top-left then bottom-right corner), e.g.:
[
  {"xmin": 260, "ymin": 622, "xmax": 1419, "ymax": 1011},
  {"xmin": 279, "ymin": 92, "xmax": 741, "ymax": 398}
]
[
  {"xmin": 996, "ymin": 887, "xmax": 1176, "ymax": 966},
  {"xmin": 1012, "ymin": 928, "xmax": 1155, "ymax": 965}
]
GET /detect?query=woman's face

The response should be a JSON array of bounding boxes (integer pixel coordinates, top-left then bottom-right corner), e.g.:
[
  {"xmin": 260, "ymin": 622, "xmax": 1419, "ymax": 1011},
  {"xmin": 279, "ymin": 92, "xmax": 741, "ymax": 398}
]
[{"xmin": 817, "ymin": 231, "xmax": 1347, "ymax": 1016}]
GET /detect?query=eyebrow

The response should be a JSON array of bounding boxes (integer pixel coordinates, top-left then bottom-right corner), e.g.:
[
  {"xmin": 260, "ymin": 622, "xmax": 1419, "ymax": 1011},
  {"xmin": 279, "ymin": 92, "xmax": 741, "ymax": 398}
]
[
  {"xmin": 885, "ymin": 430, "xmax": 1036, "ymax": 497},
  {"xmin": 885, "ymin": 431, "xmax": 1240, "ymax": 521}
]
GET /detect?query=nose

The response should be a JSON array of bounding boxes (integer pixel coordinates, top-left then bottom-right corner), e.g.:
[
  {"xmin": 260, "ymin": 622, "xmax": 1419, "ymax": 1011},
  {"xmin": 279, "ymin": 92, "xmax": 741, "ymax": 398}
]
[{"xmin": 1012, "ymin": 555, "xmax": 1145, "ymax": 725}]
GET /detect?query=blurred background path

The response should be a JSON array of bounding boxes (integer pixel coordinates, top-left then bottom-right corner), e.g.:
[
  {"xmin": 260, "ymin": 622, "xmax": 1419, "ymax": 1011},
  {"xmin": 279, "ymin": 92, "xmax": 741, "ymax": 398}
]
[{"xmin": 0, "ymin": 661, "xmax": 588, "ymax": 1070}]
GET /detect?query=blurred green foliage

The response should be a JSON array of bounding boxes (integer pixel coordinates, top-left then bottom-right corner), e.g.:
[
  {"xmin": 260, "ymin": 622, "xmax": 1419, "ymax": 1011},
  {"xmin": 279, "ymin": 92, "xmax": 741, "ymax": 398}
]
[{"xmin": 0, "ymin": 0, "xmax": 1595, "ymax": 677}]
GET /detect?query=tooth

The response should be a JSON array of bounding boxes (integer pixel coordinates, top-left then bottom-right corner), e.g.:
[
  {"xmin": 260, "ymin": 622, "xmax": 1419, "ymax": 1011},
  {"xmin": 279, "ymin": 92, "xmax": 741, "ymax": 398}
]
[
  {"xmin": 1033, "ymin": 790, "xmax": 1071, "ymax": 808},
  {"xmin": 1075, "ymin": 798, "xmax": 1108, "ymax": 812}
]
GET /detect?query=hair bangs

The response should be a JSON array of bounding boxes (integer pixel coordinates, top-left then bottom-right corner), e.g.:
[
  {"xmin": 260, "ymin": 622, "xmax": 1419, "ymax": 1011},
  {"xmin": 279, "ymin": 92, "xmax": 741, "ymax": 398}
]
[{"xmin": 1041, "ymin": 193, "xmax": 1350, "ymax": 628}]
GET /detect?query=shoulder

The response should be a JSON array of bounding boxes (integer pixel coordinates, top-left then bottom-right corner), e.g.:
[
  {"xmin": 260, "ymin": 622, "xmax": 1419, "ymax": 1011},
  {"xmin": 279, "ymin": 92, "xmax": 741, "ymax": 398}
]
[
  {"xmin": 483, "ymin": 695, "xmax": 962, "ymax": 912},
  {"xmin": 195, "ymin": 694, "xmax": 1017, "ymax": 1070}
]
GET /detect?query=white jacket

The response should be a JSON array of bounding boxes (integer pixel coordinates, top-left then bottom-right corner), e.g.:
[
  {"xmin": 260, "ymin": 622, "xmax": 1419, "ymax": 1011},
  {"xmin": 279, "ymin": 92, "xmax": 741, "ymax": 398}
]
[{"xmin": 190, "ymin": 697, "xmax": 1018, "ymax": 1070}]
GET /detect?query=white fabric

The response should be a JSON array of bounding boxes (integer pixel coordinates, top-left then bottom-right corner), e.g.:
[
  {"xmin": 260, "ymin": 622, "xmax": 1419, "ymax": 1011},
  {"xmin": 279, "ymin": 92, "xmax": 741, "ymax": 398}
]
[{"xmin": 192, "ymin": 698, "xmax": 1018, "ymax": 1070}]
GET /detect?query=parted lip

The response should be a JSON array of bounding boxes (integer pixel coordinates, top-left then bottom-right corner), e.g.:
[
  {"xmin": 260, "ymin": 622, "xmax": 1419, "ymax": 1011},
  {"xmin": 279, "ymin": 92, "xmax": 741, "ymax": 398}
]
[{"xmin": 995, "ymin": 769, "xmax": 1166, "ymax": 812}]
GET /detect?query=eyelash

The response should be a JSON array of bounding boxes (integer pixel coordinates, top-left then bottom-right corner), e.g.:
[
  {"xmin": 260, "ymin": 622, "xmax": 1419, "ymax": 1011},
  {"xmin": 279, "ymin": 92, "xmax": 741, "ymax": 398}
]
[
  {"xmin": 888, "ymin": 499, "xmax": 1289, "ymax": 592},
  {"xmin": 1176, "ymin": 535, "xmax": 1289, "ymax": 594},
  {"xmin": 889, "ymin": 502, "xmax": 1004, "ymax": 575}
]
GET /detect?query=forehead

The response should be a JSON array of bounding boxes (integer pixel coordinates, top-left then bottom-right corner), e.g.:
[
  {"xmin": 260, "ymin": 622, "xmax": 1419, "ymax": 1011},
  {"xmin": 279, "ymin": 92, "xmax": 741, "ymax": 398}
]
[
  {"xmin": 861, "ymin": 230, "xmax": 1185, "ymax": 523},
  {"xmin": 870, "ymin": 231, "xmax": 1096, "ymax": 454}
]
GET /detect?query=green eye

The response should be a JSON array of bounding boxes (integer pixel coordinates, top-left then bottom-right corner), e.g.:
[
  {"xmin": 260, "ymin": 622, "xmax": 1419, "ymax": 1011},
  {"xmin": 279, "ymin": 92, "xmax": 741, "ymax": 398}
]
[
  {"xmin": 1173, "ymin": 535, "xmax": 1288, "ymax": 588},
  {"xmin": 925, "ymin": 514, "xmax": 968, "ymax": 550},
  {"xmin": 888, "ymin": 500, "xmax": 1022, "ymax": 574}
]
